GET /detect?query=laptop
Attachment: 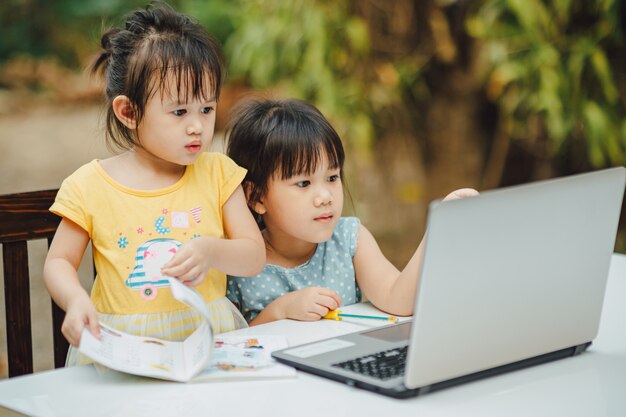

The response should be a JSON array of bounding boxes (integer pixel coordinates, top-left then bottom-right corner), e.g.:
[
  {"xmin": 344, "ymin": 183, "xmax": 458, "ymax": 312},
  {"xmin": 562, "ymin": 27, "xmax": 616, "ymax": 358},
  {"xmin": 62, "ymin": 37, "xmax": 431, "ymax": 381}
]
[{"xmin": 272, "ymin": 167, "xmax": 626, "ymax": 398}]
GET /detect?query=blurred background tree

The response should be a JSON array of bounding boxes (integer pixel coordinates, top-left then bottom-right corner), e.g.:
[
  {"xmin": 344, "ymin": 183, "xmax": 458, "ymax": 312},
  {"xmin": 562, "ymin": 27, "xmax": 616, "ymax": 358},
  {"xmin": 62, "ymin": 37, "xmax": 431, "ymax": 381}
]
[
  {"xmin": 1, "ymin": 0, "xmax": 625, "ymax": 256},
  {"xmin": 468, "ymin": 0, "xmax": 626, "ymax": 188}
]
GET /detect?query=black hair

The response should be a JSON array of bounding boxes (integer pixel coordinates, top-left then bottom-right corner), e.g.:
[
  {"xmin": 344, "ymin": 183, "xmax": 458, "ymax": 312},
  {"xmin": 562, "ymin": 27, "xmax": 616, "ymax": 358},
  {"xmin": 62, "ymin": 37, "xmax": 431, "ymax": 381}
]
[
  {"xmin": 226, "ymin": 98, "xmax": 346, "ymax": 227},
  {"xmin": 90, "ymin": 1, "xmax": 225, "ymax": 151}
]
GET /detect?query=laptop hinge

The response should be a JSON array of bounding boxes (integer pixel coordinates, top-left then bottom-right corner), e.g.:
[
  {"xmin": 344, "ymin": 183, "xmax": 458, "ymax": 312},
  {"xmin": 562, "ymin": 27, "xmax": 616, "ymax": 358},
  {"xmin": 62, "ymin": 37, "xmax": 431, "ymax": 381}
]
[
  {"xmin": 573, "ymin": 342, "xmax": 591, "ymax": 356},
  {"xmin": 417, "ymin": 385, "xmax": 432, "ymax": 395}
]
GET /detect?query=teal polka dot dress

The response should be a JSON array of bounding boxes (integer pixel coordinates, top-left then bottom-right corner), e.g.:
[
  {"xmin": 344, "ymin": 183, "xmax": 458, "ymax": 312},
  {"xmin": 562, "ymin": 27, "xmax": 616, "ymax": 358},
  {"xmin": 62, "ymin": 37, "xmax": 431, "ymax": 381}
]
[{"xmin": 227, "ymin": 217, "xmax": 362, "ymax": 322}]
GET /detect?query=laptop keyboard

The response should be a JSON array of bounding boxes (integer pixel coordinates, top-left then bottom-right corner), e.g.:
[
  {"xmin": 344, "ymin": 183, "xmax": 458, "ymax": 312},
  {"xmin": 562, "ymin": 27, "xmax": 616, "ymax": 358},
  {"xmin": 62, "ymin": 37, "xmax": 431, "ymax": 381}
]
[{"xmin": 332, "ymin": 346, "xmax": 408, "ymax": 380}]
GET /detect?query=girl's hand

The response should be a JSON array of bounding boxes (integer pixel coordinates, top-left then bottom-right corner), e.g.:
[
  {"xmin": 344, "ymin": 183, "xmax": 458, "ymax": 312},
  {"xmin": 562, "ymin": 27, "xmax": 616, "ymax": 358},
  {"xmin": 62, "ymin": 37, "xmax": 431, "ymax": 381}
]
[
  {"xmin": 62, "ymin": 294, "xmax": 100, "ymax": 347},
  {"xmin": 161, "ymin": 236, "xmax": 215, "ymax": 286},
  {"xmin": 442, "ymin": 188, "xmax": 479, "ymax": 201},
  {"xmin": 278, "ymin": 287, "xmax": 342, "ymax": 321}
]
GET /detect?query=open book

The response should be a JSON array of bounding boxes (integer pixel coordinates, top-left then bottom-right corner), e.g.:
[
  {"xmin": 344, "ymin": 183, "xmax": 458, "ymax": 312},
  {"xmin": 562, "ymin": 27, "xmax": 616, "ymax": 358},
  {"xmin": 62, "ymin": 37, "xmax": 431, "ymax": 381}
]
[{"xmin": 79, "ymin": 278, "xmax": 295, "ymax": 382}]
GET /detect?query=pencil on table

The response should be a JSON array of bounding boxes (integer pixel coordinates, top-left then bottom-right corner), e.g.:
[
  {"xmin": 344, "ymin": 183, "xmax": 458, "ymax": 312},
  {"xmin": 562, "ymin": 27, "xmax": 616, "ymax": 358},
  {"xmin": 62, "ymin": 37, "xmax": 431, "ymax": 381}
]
[{"xmin": 323, "ymin": 309, "xmax": 398, "ymax": 322}]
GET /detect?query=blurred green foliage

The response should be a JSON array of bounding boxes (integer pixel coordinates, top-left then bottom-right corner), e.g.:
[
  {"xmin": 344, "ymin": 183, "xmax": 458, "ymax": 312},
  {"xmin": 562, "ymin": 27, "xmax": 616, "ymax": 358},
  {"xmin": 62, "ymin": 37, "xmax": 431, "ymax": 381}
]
[
  {"xmin": 1, "ymin": 0, "xmax": 624, "ymax": 170},
  {"xmin": 222, "ymin": 0, "xmax": 398, "ymax": 157},
  {"xmin": 0, "ymin": 0, "xmax": 147, "ymax": 66},
  {"xmin": 467, "ymin": 0, "xmax": 626, "ymax": 167},
  {"xmin": 0, "ymin": 0, "xmax": 244, "ymax": 67}
]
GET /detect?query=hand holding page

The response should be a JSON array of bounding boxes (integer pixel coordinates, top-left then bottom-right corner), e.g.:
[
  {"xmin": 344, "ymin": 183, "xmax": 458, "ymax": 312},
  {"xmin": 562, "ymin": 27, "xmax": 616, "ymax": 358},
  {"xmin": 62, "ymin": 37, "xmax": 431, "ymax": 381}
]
[
  {"xmin": 79, "ymin": 278, "xmax": 295, "ymax": 382},
  {"xmin": 79, "ymin": 278, "xmax": 213, "ymax": 382}
]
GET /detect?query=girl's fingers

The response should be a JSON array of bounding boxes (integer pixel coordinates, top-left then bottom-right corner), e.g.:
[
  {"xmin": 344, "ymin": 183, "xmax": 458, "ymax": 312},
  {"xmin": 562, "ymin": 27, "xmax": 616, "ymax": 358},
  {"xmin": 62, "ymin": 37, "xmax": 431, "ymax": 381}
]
[
  {"xmin": 161, "ymin": 254, "xmax": 179, "ymax": 269},
  {"xmin": 63, "ymin": 322, "xmax": 82, "ymax": 347},
  {"xmin": 313, "ymin": 296, "xmax": 341, "ymax": 318},
  {"xmin": 318, "ymin": 287, "xmax": 342, "ymax": 307},
  {"xmin": 183, "ymin": 275, "xmax": 205, "ymax": 287},
  {"xmin": 163, "ymin": 261, "xmax": 206, "ymax": 286},
  {"xmin": 162, "ymin": 248, "xmax": 192, "ymax": 269},
  {"xmin": 307, "ymin": 306, "xmax": 328, "ymax": 320},
  {"xmin": 87, "ymin": 315, "xmax": 101, "ymax": 340},
  {"xmin": 161, "ymin": 259, "xmax": 192, "ymax": 278},
  {"xmin": 179, "ymin": 265, "xmax": 205, "ymax": 282},
  {"xmin": 318, "ymin": 294, "xmax": 340, "ymax": 311},
  {"xmin": 309, "ymin": 313, "xmax": 325, "ymax": 321},
  {"xmin": 444, "ymin": 188, "xmax": 479, "ymax": 201}
]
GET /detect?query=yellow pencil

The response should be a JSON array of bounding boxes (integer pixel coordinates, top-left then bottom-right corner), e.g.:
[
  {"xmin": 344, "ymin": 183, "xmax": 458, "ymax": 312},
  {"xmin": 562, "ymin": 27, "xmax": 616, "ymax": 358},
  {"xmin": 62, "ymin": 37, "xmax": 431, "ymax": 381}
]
[{"xmin": 324, "ymin": 309, "xmax": 398, "ymax": 322}]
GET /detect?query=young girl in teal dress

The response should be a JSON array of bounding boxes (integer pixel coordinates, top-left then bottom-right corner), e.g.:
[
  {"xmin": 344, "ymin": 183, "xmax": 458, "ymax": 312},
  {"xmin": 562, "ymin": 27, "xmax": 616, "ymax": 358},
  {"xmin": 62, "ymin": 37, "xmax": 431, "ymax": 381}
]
[
  {"xmin": 226, "ymin": 98, "xmax": 477, "ymax": 325},
  {"xmin": 43, "ymin": 3, "xmax": 265, "ymax": 365}
]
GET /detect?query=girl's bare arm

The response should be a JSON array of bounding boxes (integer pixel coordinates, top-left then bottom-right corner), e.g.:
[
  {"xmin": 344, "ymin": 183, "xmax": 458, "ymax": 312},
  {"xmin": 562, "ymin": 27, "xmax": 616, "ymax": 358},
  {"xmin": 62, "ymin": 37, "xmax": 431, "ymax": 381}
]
[
  {"xmin": 43, "ymin": 218, "xmax": 99, "ymax": 346},
  {"xmin": 353, "ymin": 188, "xmax": 479, "ymax": 316}
]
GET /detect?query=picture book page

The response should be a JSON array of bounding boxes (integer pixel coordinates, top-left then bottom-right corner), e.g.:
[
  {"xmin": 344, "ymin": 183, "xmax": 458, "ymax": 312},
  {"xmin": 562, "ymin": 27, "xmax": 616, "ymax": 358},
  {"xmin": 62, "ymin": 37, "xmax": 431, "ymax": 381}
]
[
  {"xmin": 193, "ymin": 335, "xmax": 296, "ymax": 382},
  {"xmin": 79, "ymin": 278, "xmax": 213, "ymax": 382},
  {"xmin": 182, "ymin": 321, "xmax": 213, "ymax": 378},
  {"xmin": 79, "ymin": 323, "xmax": 188, "ymax": 381}
]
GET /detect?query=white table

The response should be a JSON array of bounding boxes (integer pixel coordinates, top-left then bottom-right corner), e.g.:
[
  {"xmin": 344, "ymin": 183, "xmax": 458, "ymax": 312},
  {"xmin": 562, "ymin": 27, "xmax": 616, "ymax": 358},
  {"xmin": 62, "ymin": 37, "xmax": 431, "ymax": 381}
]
[{"xmin": 1, "ymin": 253, "xmax": 625, "ymax": 417}]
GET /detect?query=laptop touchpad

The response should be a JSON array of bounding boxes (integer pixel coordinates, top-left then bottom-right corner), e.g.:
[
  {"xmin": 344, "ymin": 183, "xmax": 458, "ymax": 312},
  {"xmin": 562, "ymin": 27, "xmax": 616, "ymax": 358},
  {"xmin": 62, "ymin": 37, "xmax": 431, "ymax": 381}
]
[{"xmin": 361, "ymin": 321, "xmax": 412, "ymax": 342}]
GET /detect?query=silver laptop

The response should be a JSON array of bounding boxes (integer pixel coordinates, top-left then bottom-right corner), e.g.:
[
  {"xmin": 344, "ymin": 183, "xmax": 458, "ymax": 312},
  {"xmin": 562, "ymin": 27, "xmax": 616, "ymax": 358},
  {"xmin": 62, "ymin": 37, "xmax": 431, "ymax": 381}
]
[{"xmin": 272, "ymin": 167, "xmax": 626, "ymax": 398}]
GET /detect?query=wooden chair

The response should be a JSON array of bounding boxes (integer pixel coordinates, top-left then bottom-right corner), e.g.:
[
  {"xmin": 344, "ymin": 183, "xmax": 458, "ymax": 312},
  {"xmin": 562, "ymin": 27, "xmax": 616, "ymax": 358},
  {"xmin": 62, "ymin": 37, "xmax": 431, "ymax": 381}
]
[{"xmin": 0, "ymin": 189, "xmax": 68, "ymax": 377}]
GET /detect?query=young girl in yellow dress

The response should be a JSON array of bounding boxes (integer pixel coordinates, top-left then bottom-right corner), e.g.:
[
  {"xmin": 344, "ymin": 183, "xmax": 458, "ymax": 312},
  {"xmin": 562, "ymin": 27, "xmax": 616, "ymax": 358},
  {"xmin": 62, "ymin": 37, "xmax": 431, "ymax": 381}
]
[{"xmin": 43, "ymin": 3, "xmax": 265, "ymax": 365}]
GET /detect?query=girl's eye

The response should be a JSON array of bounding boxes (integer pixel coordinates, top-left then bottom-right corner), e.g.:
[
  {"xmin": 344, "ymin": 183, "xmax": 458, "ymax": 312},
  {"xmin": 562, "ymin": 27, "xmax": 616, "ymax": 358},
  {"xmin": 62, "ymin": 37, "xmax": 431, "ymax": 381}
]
[
  {"xmin": 295, "ymin": 180, "xmax": 310, "ymax": 188},
  {"xmin": 328, "ymin": 175, "xmax": 340, "ymax": 182},
  {"xmin": 201, "ymin": 106, "xmax": 214, "ymax": 114},
  {"xmin": 173, "ymin": 109, "xmax": 187, "ymax": 116}
]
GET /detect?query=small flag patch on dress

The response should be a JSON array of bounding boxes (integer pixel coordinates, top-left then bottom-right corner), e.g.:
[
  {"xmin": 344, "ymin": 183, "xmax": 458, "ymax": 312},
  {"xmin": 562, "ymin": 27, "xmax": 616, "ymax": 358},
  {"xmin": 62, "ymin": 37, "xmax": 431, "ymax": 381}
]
[{"xmin": 190, "ymin": 207, "xmax": 202, "ymax": 223}]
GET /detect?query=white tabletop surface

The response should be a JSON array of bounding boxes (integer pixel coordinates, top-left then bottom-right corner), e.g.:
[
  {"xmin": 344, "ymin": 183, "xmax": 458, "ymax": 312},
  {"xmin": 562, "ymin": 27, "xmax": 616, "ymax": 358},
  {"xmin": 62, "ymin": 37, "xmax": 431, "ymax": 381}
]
[{"xmin": 1, "ymin": 253, "xmax": 625, "ymax": 417}]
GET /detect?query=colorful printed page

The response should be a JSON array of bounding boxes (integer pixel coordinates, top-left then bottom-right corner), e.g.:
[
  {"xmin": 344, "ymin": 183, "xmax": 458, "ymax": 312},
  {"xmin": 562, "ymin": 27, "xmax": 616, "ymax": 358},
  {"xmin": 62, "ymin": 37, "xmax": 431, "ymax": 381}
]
[
  {"xmin": 79, "ymin": 278, "xmax": 213, "ymax": 382},
  {"xmin": 193, "ymin": 335, "xmax": 296, "ymax": 382}
]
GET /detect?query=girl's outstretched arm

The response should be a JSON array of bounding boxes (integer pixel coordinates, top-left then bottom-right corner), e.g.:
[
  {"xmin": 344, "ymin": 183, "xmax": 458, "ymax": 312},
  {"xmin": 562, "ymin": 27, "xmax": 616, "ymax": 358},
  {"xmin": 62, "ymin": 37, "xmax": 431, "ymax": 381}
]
[
  {"xmin": 43, "ymin": 218, "xmax": 100, "ymax": 346},
  {"xmin": 352, "ymin": 224, "xmax": 415, "ymax": 316},
  {"xmin": 353, "ymin": 188, "xmax": 479, "ymax": 316},
  {"xmin": 162, "ymin": 185, "xmax": 265, "ymax": 283}
]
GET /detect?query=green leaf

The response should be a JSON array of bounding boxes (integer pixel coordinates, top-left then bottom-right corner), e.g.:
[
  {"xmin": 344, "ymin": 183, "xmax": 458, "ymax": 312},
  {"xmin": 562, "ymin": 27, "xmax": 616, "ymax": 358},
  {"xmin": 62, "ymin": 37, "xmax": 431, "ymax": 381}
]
[
  {"xmin": 345, "ymin": 17, "xmax": 369, "ymax": 55},
  {"xmin": 582, "ymin": 101, "xmax": 609, "ymax": 167},
  {"xmin": 590, "ymin": 48, "xmax": 618, "ymax": 104}
]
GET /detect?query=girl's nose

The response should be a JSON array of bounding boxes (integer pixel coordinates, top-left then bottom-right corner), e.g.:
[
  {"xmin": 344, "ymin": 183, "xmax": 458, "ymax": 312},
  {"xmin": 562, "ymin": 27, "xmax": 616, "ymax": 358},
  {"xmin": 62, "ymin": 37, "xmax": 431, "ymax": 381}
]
[
  {"xmin": 186, "ymin": 118, "xmax": 203, "ymax": 135},
  {"xmin": 314, "ymin": 187, "xmax": 333, "ymax": 207}
]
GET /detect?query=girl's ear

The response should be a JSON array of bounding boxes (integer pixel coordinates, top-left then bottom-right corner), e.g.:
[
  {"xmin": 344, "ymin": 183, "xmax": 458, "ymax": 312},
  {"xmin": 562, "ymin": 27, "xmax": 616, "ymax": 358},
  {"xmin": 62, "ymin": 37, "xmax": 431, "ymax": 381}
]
[
  {"xmin": 112, "ymin": 95, "xmax": 137, "ymax": 129},
  {"xmin": 242, "ymin": 181, "xmax": 267, "ymax": 215},
  {"xmin": 252, "ymin": 201, "xmax": 267, "ymax": 215}
]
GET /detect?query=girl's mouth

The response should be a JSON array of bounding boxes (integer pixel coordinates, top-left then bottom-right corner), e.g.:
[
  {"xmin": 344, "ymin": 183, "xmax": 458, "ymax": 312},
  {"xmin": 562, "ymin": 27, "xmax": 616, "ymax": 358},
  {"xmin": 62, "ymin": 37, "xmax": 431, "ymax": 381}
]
[
  {"xmin": 185, "ymin": 143, "xmax": 202, "ymax": 153},
  {"xmin": 314, "ymin": 213, "xmax": 334, "ymax": 223}
]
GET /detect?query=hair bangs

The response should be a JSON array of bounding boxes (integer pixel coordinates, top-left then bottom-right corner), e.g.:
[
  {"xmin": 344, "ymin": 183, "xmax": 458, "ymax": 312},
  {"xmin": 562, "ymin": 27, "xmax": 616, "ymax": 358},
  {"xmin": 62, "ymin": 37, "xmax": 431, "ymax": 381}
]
[
  {"xmin": 273, "ymin": 120, "xmax": 344, "ymax": 180},
  {"xmin": 133, "ymin": 30, "xmax": 221, "ymax": 103}
]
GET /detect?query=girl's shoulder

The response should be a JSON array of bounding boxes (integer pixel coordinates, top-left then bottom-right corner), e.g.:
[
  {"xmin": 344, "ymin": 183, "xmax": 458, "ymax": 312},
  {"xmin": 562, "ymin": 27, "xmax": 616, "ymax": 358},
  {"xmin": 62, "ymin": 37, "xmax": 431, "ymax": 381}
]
[
  {"xmin": 190, "ymin": 152, "xmax": 245, "ymax": 181},
  {"xmin": 61, "ymin": 159, "xmax": 102, "ymax": 185},
  {"xmin": 189, "ymin": 153, "xmax": 246, "ymax": 201},
  {"xmin": 334, "ymin": 216, "xmax": 361, "ymax": 235},
  {"xmin": 193, "ymin": 152, "xmax": 239, "ymax": 170}
]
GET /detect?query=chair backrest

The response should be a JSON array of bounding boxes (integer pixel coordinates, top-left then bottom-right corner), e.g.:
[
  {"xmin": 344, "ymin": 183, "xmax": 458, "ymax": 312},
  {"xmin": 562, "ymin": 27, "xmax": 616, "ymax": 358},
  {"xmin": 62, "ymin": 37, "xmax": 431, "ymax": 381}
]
[{"xmin": 0, "ymin": 189, "xmax": 68, "ymax": 377}]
